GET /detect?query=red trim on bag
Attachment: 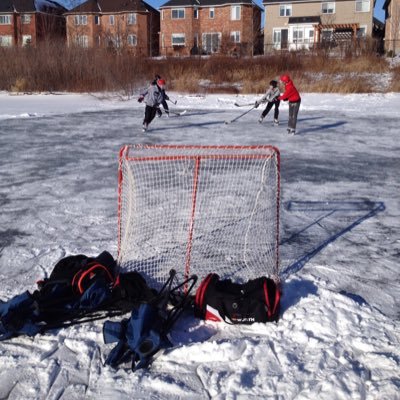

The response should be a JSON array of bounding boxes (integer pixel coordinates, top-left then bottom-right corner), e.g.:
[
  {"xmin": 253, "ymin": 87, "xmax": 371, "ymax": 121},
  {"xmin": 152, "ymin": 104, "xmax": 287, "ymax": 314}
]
[
  {"xmin": 72, "ymin": 262, "xmax": 114, "ymax": 295},
  {"xmin": 272, "ymin": 285, "xmax": 281, "ymax": 315},
  {"xmin": 195, "ymin": 273, "xmax": 215, "ymax": 311},
  {"xmin": 263, "ymin": 280, "xmax": 272, "ymax": 319}
]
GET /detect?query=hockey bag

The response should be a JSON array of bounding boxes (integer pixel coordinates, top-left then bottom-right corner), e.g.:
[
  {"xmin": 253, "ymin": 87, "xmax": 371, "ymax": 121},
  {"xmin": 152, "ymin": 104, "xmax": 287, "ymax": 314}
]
[{"xmin": 194, "ymin": 273, "xmax": 281, "ymax": 324}]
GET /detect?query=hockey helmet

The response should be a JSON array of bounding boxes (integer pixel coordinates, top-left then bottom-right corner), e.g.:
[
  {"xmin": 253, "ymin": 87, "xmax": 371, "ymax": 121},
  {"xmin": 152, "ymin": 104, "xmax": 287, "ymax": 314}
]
[{"xmin": 280, "ymin": 75, "xmax": 290, "ymax": 84}]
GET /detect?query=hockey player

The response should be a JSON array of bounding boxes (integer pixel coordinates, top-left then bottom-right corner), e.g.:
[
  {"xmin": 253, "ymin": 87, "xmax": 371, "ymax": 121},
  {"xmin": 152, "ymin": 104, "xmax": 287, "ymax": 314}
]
[
  {"xmin": 254, "ymin": 80, "xmax": 281, "ymax": 125},
  {"xmin": 277, "ymin": 75, "xmax": 301, "ymax": 135},
  {"xmin": 153, "ymin": 75, "xmax": 170, "ymax": 118},
  {"xmin": 138, "ymin": 79, "xmax": 166, "ymax": 132}
]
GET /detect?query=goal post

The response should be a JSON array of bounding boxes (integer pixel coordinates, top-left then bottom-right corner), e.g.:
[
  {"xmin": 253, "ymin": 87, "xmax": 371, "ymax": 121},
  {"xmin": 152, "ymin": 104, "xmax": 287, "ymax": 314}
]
[{"xmin": 117, "ymin": 145, "xmax": 281, "ymax": 288}]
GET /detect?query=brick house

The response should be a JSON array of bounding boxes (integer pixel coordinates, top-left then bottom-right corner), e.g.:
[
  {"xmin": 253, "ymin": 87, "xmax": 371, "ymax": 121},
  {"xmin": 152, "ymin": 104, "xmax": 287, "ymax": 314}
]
[
  {"xmin": 64, "ymin": 0, "xmax": 160, "ymax": 56},
  {"xmin": 0, "ymin": 0, "xmax": 65, "ymax": 47},
  {"xmin": 159, "ymin": 0, "xmax": 263, "ymax": 56},
  {"xmin": 263, "ymin": 0, "xmax": 376, "ymax": 52},
  {"xmin": 384, "ymin": 0, "xmax": 400, "ymax": 54}
]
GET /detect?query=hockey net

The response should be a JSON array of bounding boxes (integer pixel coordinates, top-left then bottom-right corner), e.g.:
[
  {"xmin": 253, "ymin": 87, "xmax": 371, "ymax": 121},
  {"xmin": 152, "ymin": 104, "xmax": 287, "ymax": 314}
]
[{"xmin": 117, "ymin": 145, "xmax": 281, "ymax": 288}]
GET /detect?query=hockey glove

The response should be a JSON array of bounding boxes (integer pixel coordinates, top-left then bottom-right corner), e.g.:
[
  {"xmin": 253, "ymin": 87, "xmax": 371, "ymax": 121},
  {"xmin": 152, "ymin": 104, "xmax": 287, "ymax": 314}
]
[
  {"xmin": 138, "ymin": 96, "xmax": 144, "ymax": 103},
  {"xmin": 254, "ymin": 101, "xmax": 260, "ymax": 108}
]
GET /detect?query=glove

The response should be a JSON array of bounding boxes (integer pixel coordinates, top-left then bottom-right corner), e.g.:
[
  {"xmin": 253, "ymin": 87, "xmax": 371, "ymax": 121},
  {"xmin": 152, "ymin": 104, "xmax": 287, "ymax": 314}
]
[
  {"xmin": 138, "ymin": 96, "xmax": 144, "ymax": 103},
  {"xmin": 254, "ymin": 101, "xmax": 260, "ymax": 108}
]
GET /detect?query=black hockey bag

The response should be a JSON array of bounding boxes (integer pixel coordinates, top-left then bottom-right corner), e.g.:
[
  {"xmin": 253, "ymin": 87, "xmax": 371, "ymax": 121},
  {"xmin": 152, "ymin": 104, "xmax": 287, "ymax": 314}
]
[{"xmin": 194, "ymin": 273, "xmax": 281, "ymax": 324}]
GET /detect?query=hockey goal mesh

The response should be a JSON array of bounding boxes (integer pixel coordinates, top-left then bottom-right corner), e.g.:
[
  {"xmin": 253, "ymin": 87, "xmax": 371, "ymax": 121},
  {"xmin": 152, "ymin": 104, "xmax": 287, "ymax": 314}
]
[{"xmin": 117, "ymin": 145, "xmax": 280, "ymax": 288}]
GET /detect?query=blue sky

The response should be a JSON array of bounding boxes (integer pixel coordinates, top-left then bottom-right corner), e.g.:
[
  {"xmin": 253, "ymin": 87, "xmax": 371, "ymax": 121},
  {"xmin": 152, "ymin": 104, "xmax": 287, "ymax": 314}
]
[{"xmin": 61, "ymin": 0, "xmax": 386, "ymax": 23}]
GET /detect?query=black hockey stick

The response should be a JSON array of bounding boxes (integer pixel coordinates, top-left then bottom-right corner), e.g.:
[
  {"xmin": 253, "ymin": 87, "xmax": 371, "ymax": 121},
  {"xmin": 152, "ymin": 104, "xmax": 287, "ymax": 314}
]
[
  {"xmin": 224, "ymin": 106, "xmax": 256, "ymax": 124},
  {"xmin": 167, "ymin": 98, "xmax": 177, "ymax": 105},
  {"xmin": 234, "ymin": 101, "xmax": 255, "ymax": 107}
]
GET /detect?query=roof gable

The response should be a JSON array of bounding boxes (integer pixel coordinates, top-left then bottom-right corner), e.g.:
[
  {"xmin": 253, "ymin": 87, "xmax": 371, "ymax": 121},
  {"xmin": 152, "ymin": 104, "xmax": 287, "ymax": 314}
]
[
  {"xmin": 160, "ymin": 0, "xmax": 260, "ymax": 8},
  {"xmin": 67, "ymin": 0, "xmax": 156, "ymax": 13}
]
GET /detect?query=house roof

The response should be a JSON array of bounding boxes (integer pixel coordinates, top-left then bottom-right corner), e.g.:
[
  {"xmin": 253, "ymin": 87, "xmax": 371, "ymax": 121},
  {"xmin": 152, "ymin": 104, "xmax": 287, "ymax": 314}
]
[
  {"xmin": 0, "ymin": 0, "xmax": 65, "ymax": 12},
  {"xmin": 288, "ymin": 16, "xmax": 320, "ymax": 24},
  {"xmin": 160, "ymin": 0, "xmax": 262, "ymax": 9},
  {"xmin": 66, "ymin": 0, "xmax": 157, "ymax": 14}
]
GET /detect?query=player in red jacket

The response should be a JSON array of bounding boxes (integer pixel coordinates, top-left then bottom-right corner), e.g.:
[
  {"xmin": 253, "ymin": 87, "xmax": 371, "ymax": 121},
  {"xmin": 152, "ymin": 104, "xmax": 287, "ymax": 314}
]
[{"xmin": 278, "ymin": 75, "xmax": 301, "ymax": 135}]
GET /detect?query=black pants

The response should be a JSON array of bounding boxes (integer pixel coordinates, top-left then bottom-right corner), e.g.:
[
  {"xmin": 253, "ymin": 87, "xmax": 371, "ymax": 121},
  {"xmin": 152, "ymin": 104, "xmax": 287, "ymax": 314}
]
[
  {"xmin": 143, "ymin": 105, "xmax": 158, "ymax": 125},
  {"xmin": 261, "ymin": 100, "xmax": 280, "ymax": 120}
]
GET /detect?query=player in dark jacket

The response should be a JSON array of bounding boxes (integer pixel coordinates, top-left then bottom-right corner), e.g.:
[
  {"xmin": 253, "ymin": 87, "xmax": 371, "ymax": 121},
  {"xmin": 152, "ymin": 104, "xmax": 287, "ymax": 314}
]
[{"xmin": 278, "ymin": 75, "xmax": 301, "ymax": 135}]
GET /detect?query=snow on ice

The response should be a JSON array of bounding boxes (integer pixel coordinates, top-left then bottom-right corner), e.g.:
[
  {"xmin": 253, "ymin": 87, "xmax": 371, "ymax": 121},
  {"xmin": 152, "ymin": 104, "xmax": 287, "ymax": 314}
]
[{"xmin": 0, "ymin": 91, "xmax": 399, "ymax": 399}]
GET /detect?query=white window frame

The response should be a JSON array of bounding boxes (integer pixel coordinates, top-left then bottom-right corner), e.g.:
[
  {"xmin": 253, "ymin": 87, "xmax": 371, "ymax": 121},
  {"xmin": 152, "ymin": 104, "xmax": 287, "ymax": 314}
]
[
  {"xmin": 231, "ymin": 6, "xmax": 241, "ymax": 20},
  {"xmin": 172, "ymin": 33, "xmax": 185, "ymax": 46},
  {"xmin": 74, "ymin": 15, "xmax": 87, "ymax": 25},
  {"xmin": 292, "ymin": 28, "xmax": 304, "ymax": 43},
  {"xmin": 128, "ymin": 34, "xmax": 137, "ymax": 46},
  {"xmin": 355, "ymin": 0, "xmax": 370, "ymax": 12},
  {"xmin": 0, "ymin": 15, "xmax": 12, "ymax": 25},
  {"xmin": 305, "ymin": 28, "xmax": 314, "ymax": 43},
  {"xmin": 75, "ymin": 35, "xmax": 88, "ymax": 47},
  {"xmin": 0, "ymin": 35, "xmax": 12, "ymax": 46},
  {"xmin": 127, "ymin": 13, "xmax": 137, "ymax": 25},
  {"xmin": 209, "ymin": 8, "xmax": 215, "ymax": 19},
  {"xmin": 171, "ymin": 8, "xmax": 185, "ymax": 19},
  {"xmin": 22, "ymin": 35, "xmax": 32, "ymax": 46},
  {"xmin": 279, "ymin": 4, "xmax": 292, "ymax": 17},
  {"xmin": 230, "ymin": 31, "xmax": 241, "ymax": 43},
  {"xmin": 321, "ymin": 2, "xmax": 335, "ymax": 14},
  {"xmin": 202, "ymin": 32, "xmax": 221, "ymax": 53},
  {"xmin": 357, "ymin": 25, "xmax": 367, "ymax": 38},
  {"xmin": 21, "ymin": 14, "xmax": 32, "ymax": 24},
  {"xmin": 109, "ymin": 15, "xmax": 115, "ymax": 25},
  {"xmin": 95, "ymin": 15, "xmax": 100, "ymax": 25},
  {"xmin": 194, "ymin": 8, "xmax": 199, "ymax": 19}
]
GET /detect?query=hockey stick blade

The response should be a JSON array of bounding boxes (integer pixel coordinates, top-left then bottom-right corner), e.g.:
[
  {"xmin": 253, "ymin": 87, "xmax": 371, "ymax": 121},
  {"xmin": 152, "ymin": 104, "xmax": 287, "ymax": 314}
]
[
  {"xmin": 170, "ymin": 110, "xmax": 187, "ymax": 116},
  {"xmin": 234, "ymin": 102, "xmax": 253, "ymax": 107}
]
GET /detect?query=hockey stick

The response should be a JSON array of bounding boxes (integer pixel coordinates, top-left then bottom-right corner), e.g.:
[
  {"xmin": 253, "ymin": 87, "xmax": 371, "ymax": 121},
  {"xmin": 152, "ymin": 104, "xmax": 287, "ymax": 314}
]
[
  {"xmin": 234, "ymin": 101, "xmax": 255, "ymax": 107},
  {"xmin": 224, "ymin": 106, "xmax": 256, "ymax": 124},
  {"xmin": 168, "ymin": 110, "xmax": 187, "ymax": 116},
  {"xmin": 167, "ymin": 98, "xmax": 177, "ymax": 105}
]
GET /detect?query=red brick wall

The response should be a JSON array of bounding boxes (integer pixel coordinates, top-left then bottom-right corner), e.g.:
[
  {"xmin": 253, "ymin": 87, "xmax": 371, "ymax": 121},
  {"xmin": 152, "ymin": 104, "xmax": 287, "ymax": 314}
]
[{"xmin": 160, "ymin": 5, "xmax": 261, "ymax": 56}]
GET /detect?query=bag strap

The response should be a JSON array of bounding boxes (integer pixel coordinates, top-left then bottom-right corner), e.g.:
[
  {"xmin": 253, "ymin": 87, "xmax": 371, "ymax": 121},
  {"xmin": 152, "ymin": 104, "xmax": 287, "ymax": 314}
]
[{"xmin": 71, "ymin": 262, "xmax": 115, "ymax": 295}]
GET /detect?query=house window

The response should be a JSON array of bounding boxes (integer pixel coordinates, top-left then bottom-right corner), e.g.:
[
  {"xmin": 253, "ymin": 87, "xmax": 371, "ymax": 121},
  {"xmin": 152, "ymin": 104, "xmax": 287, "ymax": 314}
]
[
  {"xmin": 22, "ymin": 35, "xmax": 32, "ymax": 46},
  {"xmin": 172, "ymin": 33, "xmax": 185, "ymax": 46},
  {"xmin": 202, "ymin": 32, "xmax": 221, "ymax": 53},
  {"xmin": 0, "ymin": 35, "xmax": 12, "ymax": 46},
  {"xmin": 306, "ymin": 29, "xmax": 314, "ymax": 43},
  {"xmin": 293, "ymin": 28, "xmax": 304, "ymax": 43},
  {"xmin": 273, "ymin": 29, "xmax": 281, "ymax": 46},
  {"xmin": 127, "ymin": 13, "xmax": 137, "ymax": 25},
  {"xmin": 74, "ymin": 15, "xmax": 87, "ymax": 25},
  {"xmin": 230, "ymin": 31, "xmax": 240, "ymax": 43},
  {"xmin": 355, "ymin": 0, "xmax": 370, "ymax": 12},
  {"xmin": 75, "ymin": 35, "xmax": 88, "ymax": 47},
  {"xmin": 21, "ymin": 14, "xmax": 31, "ymax": 24},
  {"xmin": 109, "ymin": 15, "xmax": 115, "ymax": 25},
  {"xmin": 279, "ymin": 4, "xmax": 292, "ymax": 16},
  {"xmin": 171, "ymin": 9, "xmax": 185, "ymax": 19},
  {"xmin": 128, "ymin": 34, "xmax": 137, "ymax": 46},
  {"xmin": 231, "ymin": 6, "xmax": 241, "ymax": 20},
  {"xmin": 194, "ymin": 8, "xmax": 199, "ymax": 19},
  {"xmin": 322, "ymin": 2, "xmax": 335, "ymax": 13},
  {"xmin": 161, "ymin": 33, "xmax": 164, "ymax": 48},
  {"xmin": 209, "ymin": 8, "xmax": 215, "ymax": 19},
  {"xmin": 357, "ymin": 26, "xmax": 367, "ymax": 37},
  {"xmin": 0, "ymin": 15, "xmax": 11, "ymax": 25},
  {"xmin": 95, "ymin": 15, "xmax": 100, "ymax": 25}
]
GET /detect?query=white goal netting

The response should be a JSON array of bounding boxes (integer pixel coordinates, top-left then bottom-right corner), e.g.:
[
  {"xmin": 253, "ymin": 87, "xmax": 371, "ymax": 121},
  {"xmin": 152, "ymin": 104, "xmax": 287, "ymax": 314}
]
[{"xmin": 117, "ymin": 145, "xmax": 281, "ymax": 288}]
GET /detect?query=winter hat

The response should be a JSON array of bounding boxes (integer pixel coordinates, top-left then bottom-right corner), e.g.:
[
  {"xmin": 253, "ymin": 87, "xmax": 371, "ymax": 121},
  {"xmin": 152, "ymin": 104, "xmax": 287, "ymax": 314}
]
[
  {"xmin": 280, "ymin": 75, "xmax": 290, "ymax": 84},
  {"xmin": 157, "ymin": 79, "xmax": 166, "ymax": 87},
  {"xmin": 269, "ymin": 80, "xmax": 278, "ymax": 87}
]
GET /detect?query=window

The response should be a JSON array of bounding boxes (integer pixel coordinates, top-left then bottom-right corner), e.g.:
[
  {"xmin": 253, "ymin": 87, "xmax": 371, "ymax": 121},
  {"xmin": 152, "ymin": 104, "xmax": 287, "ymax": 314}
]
[
  {"xmin": 279, "ymin": 4, "xmax": 292, "ymax": 16},
  {"xmin": 95, "ymin": 15, "xmax": 100, "ymax": 25},
  {"xmin": 293, "ymin": 28, "xmax": 304, "ymax": 43},
  {"xmin": 22, "ymin": 35, "xmax": 31, "ymax": 46},
  {"xmin": 231, "ymin": 6, "xmax": 241, "ymax": 20},
  {"xmin": 127, "ymin": 13, "xmax": 137, "ymax": 25},
  {"xmin": 0, "ymin": 15, "xmax": 11, "ymax": 25},
  {"xmin": 0, "ymin": 35, "xmax": 12, "ymax": 46},
  {"xmin": 322, "ymin": 2, "xmax": 335, "ymax": 13},
  {"xmin": 357, "ymin": 26, "xmax": 367, "ymax": 38},
  {"xmin": 306, "ymin": 29, "xmax": 314, "ymax": 43},
  {"xmin": 202, "ymin": 32, "xmax": 221, "ymax": 53},
  {"xmin": 273, "ymin": 29, "xmax": 281, "ymax": 45},
  {"xmin": 194, "ymin": 8, "xmax": 199, "ymax": 19},
  {"xmin": 109, "ymin": 15, "xmax": 115, "ymax": 25},
  {"xmin": 74, "ymin": 15, "xmax": 87, "ymax": 25},
  {"xmin": 128, "ymin": 34, "xmax": 137, "ymax": 46},
  {"xmin": 171, "ymin": 9, "xmax": 185, "ymax": 19},
  {"xmin": 161, "ymin": 10, "xmax": 164, "ymax": 20},
  {"xmin": 209, "ymin": 8, "xmax": 215, "ymax": 19},
  {"xmin": 75, "ymin": 35, "xmax": 88, "ymax": 47},
  {"xmin": 355, "ymin": 0, "xmax": 370, "ymax": 12},
  {"xmin": 230, "ymin": 31, "xmax": 240, "ymax": 43},
  {"xmin": 172, "ymin": 33, "xmax": 185, "ymax": 46},
  {"xmin": 21, "ymin": 14, "xmax": 31, "ymax": 24}
]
